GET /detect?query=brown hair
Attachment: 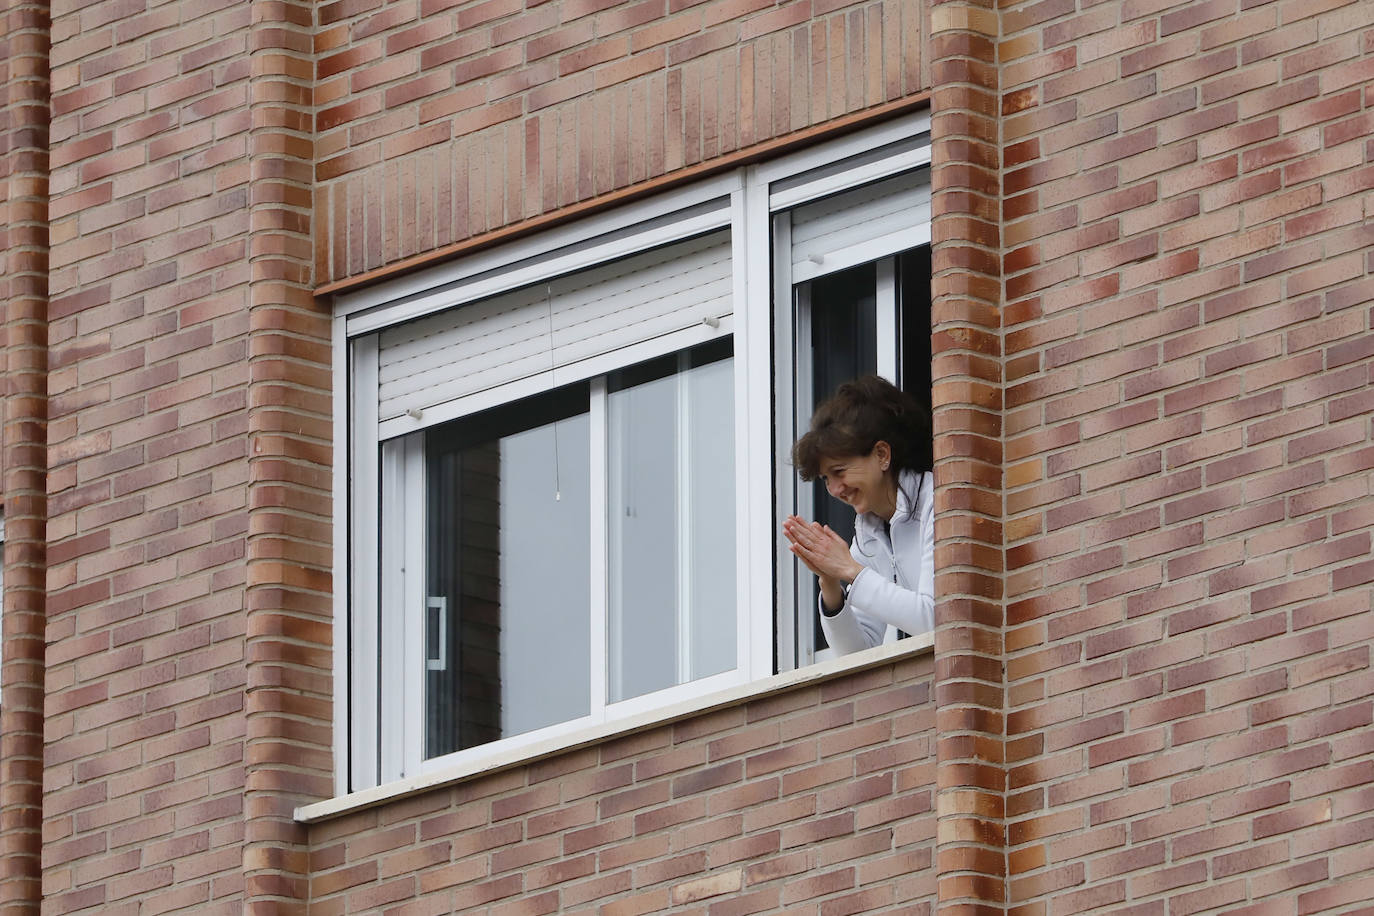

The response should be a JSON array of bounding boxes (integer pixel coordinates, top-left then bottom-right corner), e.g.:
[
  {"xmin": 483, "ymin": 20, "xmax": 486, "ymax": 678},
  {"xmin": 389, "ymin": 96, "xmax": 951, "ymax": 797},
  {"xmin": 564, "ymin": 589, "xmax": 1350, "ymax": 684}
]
[{"xmin": 792, "ymin": 375, "xmax": 932, "ymax": 481}]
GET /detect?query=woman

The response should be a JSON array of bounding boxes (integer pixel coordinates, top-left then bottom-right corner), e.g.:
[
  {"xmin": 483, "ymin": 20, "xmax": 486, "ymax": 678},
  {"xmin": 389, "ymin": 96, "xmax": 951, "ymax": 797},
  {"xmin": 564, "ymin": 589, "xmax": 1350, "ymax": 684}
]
[{"xmin": 783, "ymin": 375, "xmax": 934, "ymax": 655}]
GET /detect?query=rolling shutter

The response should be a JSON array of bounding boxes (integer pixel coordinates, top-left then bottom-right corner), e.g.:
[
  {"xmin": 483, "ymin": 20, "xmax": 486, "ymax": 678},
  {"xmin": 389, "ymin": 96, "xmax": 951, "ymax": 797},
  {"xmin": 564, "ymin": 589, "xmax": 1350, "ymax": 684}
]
[
  {"xmin": 790, "ymin": 168, "xmax": 931, "ymax": 283},
  {"xmin": 377, "ymin": 230, "xmax": 732, "ymax": 429}
]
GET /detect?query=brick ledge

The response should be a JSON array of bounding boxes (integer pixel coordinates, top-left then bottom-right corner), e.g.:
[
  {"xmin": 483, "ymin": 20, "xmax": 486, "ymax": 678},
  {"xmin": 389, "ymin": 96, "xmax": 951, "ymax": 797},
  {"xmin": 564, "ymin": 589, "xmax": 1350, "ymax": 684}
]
[{"xmin": 315, "ymin": 93, "xmax": 932, "ymax": 298}]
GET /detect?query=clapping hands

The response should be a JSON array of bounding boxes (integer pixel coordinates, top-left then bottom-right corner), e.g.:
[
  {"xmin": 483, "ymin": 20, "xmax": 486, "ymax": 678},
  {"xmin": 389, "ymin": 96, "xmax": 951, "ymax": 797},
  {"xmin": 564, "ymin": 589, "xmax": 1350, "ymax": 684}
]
[{"xmin": 782, "ymin": 515, "xmax": 863, "ymax": 583}]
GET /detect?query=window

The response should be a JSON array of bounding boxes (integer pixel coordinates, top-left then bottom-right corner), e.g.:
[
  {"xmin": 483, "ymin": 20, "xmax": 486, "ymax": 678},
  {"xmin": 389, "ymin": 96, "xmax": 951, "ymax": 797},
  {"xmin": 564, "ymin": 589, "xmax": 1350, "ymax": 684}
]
[{"xmin": 336, "ymin": 111, "xmax": 932, "ymax": 791}]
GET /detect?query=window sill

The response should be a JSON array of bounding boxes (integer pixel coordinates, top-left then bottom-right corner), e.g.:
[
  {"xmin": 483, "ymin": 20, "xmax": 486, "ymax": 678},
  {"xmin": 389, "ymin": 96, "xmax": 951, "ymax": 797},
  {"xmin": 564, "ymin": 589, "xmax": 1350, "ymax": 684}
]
[{"xmin": 295, "ymin": 632, "xmax": 934, "ymax": 824}]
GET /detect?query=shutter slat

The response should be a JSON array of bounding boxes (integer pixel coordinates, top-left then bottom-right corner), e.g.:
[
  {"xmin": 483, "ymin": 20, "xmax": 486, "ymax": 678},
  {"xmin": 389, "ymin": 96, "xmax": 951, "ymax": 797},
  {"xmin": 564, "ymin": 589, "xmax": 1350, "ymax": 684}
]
[
  {"xmin": 378, "ymin": 230, "xmax": 731, "ymax": 423},
  {"xmin": 790, "ymin": 169, "xmax": 930, "ymax": 282}
]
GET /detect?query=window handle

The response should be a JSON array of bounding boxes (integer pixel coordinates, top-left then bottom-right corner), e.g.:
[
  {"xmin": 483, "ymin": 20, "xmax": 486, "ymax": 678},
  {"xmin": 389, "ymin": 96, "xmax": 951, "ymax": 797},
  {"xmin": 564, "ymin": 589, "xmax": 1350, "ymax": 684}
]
[{"xmin": 426, "ymin": 597, "xmax": 447, "ymax": 671}]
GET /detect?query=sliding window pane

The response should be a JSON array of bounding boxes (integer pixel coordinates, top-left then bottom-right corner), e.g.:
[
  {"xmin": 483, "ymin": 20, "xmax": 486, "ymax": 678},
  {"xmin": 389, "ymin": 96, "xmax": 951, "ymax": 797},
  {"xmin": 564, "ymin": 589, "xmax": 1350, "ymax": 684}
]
[
  {"xmin": 423, "ymin": 385, "xmax": 591, "ymax": 757},
  {"xmin": 607, "ymin": 340, "xmax": 735, "ymax": 704}
]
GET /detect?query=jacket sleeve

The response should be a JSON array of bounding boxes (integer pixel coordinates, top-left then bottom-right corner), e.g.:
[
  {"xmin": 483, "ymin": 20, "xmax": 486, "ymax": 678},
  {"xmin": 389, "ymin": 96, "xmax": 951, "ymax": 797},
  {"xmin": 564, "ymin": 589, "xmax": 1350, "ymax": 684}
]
[
  {"xmin": 818, "ymin": 541, "xmax": 889, "ymax": 655},
  {"xmin": 819, "ymin": 472, "xmax": 935, "ymax": 655}
]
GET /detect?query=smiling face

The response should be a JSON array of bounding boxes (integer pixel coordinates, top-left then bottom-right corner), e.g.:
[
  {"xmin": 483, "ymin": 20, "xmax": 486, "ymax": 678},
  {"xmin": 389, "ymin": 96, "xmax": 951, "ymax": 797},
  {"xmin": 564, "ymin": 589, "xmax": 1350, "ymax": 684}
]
[{"xmin": 817, "ymin": 441, "xmax": 898, "ymax": 520}]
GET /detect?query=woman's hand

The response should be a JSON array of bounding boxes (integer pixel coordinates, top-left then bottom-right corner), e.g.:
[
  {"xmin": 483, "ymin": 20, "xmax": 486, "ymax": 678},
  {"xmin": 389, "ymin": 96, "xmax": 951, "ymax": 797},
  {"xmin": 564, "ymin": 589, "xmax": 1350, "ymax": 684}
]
[{"xmin": 782, "ymin": 516, "xmax": 865, "ymax": 603}]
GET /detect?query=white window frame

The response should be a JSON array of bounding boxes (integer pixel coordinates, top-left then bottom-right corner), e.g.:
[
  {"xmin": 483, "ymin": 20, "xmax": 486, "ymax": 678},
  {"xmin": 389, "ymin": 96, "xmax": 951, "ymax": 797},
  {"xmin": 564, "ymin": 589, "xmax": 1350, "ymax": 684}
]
[{"xmin": 331, "ymin": 110, "xmax": 932, "ymax": 796}]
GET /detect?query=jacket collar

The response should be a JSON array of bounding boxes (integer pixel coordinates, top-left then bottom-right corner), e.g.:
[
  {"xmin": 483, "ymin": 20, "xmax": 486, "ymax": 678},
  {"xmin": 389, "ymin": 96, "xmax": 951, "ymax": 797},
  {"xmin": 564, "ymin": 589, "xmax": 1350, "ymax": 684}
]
[{"xmin": 854, "ymin": 468, "xmax": 922, "ymax": 549}]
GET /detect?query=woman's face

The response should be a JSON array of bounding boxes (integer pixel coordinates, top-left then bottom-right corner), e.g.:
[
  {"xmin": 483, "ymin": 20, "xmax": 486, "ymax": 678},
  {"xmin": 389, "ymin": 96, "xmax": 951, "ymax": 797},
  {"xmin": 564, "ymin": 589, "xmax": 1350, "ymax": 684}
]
[{"xmin": 816, "ymin": 442, "xmax": 894, "ymax": 517}]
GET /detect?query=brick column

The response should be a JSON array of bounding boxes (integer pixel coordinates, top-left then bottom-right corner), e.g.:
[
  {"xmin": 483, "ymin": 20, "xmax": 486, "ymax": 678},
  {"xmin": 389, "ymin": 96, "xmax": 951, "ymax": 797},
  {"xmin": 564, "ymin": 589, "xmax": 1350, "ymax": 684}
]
[
  {"xmin": 929, "ymin": 1, "xmax": 1005, "ymax": 913},
  {"xmin": 0, "ymin": 2, "xmax": 48, "ymax": 913},
  {"xmin": 242, "ymin": 2, "xmax": 332, "ymax": 912}
]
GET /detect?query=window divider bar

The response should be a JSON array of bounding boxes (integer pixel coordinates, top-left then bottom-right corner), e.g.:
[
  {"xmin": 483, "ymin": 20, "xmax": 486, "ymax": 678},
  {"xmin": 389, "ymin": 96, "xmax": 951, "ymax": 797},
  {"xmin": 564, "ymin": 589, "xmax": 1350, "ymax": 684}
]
[
  {"xmin": 769, "ymin": 208, "xmax": 799, "ymax": 673},
  {"xmin": 674, "ymin": 354, "xmax": 692, "ymax": 686},
  {"xmin": 791, "ymin": 280, "xmax": 817, "ymax": 670},
  {"xmin": 589, "ymin": 377, "xmax": 610, "ymax": 719},
  {"xmin": 875, "ymin": 258, "xmax": 898, "ymax": 384},
  {"xmin": 400, "ymin": 435, "xmax": 427, "ymax": 779},
  {"xmin": 738, "ymin": 180, "xmax": 775, "ymax": 681},
  {"xmin": 378, "ymin": 437, "xmax": 407, "ymax": 783}
]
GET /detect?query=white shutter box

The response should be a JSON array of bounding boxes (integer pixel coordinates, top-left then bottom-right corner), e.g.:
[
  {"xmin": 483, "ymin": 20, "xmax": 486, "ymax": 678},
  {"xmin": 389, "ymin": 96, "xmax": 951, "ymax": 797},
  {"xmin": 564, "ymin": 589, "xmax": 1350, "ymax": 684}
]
[
  {"xmin": 790, "ymin": 168, "xmax": 931, "ymax": 283},
  {"xmin": 376, "ymin": 230, "xmax": 732, "ymax": 431}
]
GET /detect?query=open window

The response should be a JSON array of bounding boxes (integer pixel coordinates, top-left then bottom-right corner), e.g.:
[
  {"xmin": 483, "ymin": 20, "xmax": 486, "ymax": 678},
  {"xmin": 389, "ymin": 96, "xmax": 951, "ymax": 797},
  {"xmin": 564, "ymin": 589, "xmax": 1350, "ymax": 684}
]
[
  {"xmin": 335, "ymin": 112, "xmax": 932, "ymax": 792},
  {"xmin": 771, "ymin": 165, "xmax": 932, "ymax": 668}
]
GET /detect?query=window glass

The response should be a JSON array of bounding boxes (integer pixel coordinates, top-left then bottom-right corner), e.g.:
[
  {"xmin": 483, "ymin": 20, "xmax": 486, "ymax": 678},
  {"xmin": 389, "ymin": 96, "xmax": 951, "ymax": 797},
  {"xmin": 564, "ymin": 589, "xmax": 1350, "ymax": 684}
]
[
  {"xmin": 606, "ymin": 340, "xmax": 735, "ymax": 703},
  {"xmin": 899, "ymin": 245, "xmax": 934, "ymax": 471},
  {"xmin": 422, "ymin": 385, "xmax": 591, "ymax": 756},
  {"xmin": 802, "ymin": 261, "xmax": 879, "ymax": 562}
]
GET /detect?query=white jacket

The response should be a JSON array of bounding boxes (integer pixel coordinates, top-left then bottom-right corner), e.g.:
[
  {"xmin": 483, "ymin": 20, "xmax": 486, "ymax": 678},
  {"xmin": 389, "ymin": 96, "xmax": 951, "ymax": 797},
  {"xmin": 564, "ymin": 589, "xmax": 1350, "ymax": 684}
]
[{"xmin": 820, "ymin": 469, "xmax": 934, "ymax": 655}]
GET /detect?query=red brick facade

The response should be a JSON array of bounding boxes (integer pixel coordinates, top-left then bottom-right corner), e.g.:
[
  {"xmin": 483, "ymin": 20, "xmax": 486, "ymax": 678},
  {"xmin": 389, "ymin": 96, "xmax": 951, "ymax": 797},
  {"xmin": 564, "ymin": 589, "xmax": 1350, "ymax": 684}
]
[
  {"xmin": 310, "ymin": 659, "xmax": 936, "ymax": 914},
  {"xmin": 1001, "ymin": 1, "xmax": 1374, "ymax": 912},
  {"xmin": 0, "ymin": 0, "xmax": 1371, "ymax": 913},
  {"xmin": 311, "ymin": 0, "xmax": 928, "ymax": 284}
]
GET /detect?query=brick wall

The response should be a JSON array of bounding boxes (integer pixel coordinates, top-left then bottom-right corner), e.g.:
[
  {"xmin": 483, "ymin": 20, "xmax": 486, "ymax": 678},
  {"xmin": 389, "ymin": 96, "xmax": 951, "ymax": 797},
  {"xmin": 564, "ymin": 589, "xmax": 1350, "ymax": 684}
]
[
  {"xmin": 6, "ymin": 0, "xmax": 1374, "ymax": 912},
  {"xmin": 41, "ymin": 0, "xmax": 258, "ymax": 904},
  {"xmin": 307, "ymin": 656, "xmax": 935, "ymax": 915},
  {"xmin": 14, "ymin": 0, "xmax": 943, "ymax": 909},
  {"xmin": 37, "ymin": 0, "xmax": 333, "ymax": 911},
  {"xmin": 999, "ymin": 0, "xmax": 1374, "ymax": 912},
  {"xmin": 311, "ymin": 0, "xmax": 931, "ymax": 285}
]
